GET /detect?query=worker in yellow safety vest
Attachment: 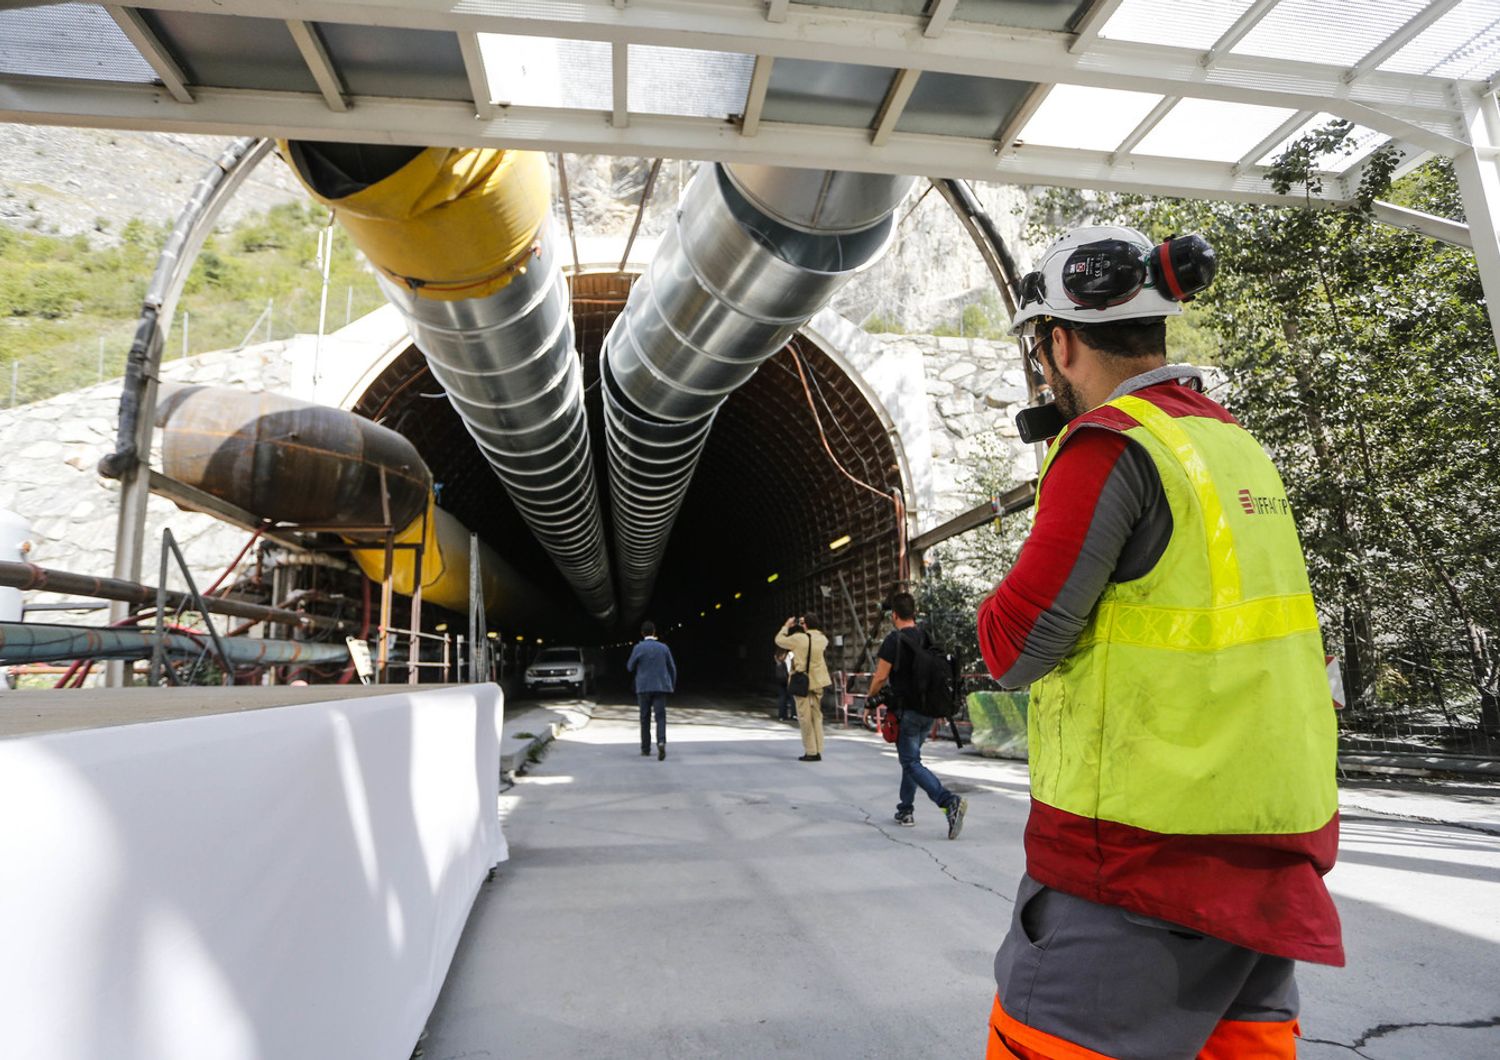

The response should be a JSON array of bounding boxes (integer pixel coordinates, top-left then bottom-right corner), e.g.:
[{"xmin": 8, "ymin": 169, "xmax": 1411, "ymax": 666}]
[{"xmin": 976, "ymin": 225, "xmax": 1341, "ymax": 1060}]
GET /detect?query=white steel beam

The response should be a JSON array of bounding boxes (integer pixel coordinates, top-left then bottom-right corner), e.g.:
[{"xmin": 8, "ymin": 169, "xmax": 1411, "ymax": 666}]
[
  {"xmin": 1110, "ymin": 94, "xmax": 1176, "ymax": 163},
  {"xmin": 1371, "ymin": 199, "xmax": 1472, "ymax": 249},
  {"xmin": 740, "ymin": 54, "xmax": 773, "ymax": 137},
  {"xmin": 1451, "ymin": 88, "xmax": 1500, "ymax": 354},
  {"xmin": 924, "ymin": 0, "xmax": 959, "ymax": 39},
  {"xmin": 995, "ymin": 83, "xmax": 1051, "ymax": 155},
  {"xmin": 871, "ymin": 67, "xmax": 921, "ymax": 147},
  {"xmin": 1347, "ymin": 0, "xmax": 1463, "ymax": 83},
  {"xmin": 99, "ymin": 1, "xmax": 1467, "ymax": 134},
  {"xmin": 456, "ymin": 30, "xmax": 495, "ymax": 119},
  {"xmin": 766, "ymin": 0, "xmax": 789, "ymax": 23},
  {"xmin": 1068, "ymin": 0, "xmax": 1127, "ymax": 55},
  {"xmin": 1203, "ymin": 0, "xmax": 1282, "ymax": 68},
  {"xmin": 105, "ymin": 6, "xmax": 193, "ymax": 104},
  {"xmin": 612, "ymin": 39, "xmax": 628, "ymax": 128},
  {"xmin": 0, "ymin": 76, "xmax": 1340, "ymax": 207},
  {"xmin": 286, "ymin": 20, "xmax": 349, "ymax": 112}
]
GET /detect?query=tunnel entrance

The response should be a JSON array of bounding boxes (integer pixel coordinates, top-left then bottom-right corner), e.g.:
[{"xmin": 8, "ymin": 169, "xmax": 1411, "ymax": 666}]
[{"xmin": 351, "ymin": 270, "xmax": 907, "ymax": 685}]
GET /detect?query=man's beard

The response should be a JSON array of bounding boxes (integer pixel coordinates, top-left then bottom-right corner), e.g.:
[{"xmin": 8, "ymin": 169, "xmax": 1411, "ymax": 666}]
[{"xmin": 1051, "ymin": 372, "xmax": 1085, "ymax": 422}]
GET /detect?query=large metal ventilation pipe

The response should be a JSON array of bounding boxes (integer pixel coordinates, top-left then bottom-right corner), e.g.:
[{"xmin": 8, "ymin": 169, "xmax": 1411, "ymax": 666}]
[
  {"xmin": 282, "ymin": 143, "xmax": 617, "ymax": 623},
  {"xmin": 601, "ymin": 165, "xmax": 915, "ymax": 618},
  {"xmin": 155, "ymin": 384, "xmax": 549, "ymax": 626}
]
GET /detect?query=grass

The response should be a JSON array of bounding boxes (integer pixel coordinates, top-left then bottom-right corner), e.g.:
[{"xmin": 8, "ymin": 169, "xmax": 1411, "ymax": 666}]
[{"xmin": 0, "ymin": 202, "xmax": 388, "ymax": 406}]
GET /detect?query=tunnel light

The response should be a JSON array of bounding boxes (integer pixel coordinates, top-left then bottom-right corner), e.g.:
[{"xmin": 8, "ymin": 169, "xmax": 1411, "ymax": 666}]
[
  {"xmin": 734, "ymin": 591, "xmax": 742, "ymax": 599},
  {"xmin": 435, "ymin": 623, "xmax": 448, "ymax": 632},
  {"xmin": 515, "ymin": 635, "xmax": 525, "ymax": 642},
  {"xmin": 699, "ymin": 610, "xmax": 706, "ymax": 617},
  {"xmin": 714, "ymin": 602, "xmax": 722, "ymax": 610},
  {"xmin": 487, "ymin": 632, "xmax": 498, "ymax": 640},
  {"xmin": 767, "ymin": 572, "xmax": 779, "ymax": 583},
  {"xmin": 828, "ymin": 535, "xmax": 852, "ymax": 551},
  {"xmin": 536, "ymin": 638, "xmax": 544, "ymax": 644}
]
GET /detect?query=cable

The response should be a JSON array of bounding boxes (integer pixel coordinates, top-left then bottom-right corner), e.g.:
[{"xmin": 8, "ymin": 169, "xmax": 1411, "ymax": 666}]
[{"xmin": 787, "ymin": 348, "xmax": 910, "ymax": 580}]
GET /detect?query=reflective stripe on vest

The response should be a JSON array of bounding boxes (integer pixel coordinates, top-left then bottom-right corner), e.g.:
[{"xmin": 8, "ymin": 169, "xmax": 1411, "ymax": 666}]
[{"xmin": 1028, "ymin": 390, "xmax": 1338, "ymax": 837}]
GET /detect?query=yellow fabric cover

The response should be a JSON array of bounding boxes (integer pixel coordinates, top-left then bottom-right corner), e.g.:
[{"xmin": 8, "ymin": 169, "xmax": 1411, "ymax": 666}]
[
  {"xmin": 348, "ymin": 500, "xmax": 506, "ymax": 616},
  {"xmin": 285, "ymin": 145, "xmax": 551, "ymax": 301},
  {"xmin": 1027, "ymin": 394, "xmax": 1338, "ymax": 836}
]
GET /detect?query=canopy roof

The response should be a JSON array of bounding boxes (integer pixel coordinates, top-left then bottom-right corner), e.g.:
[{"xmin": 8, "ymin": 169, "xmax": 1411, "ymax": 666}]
[{"xmin": 1, "ymin": 0, "xmax": 1496, "ymax": 210}]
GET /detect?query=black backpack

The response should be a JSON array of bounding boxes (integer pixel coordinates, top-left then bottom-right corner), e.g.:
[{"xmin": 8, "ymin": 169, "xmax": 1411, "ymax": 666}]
[{"xmin": 893, "ymin": 626, "xmax": 960, "ymax": 718}]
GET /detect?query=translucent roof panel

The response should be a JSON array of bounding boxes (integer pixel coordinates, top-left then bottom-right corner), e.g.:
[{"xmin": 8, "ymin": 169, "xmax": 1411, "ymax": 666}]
[
  {"xmin": 627, "ymin": 46, "xmax": 753, "ymax": 119},
  {"xmin": 1377, "ymin": 0, "xmax": 1500, "ymax": 80},
  {"xmin": 479, "ymin": 35, "xmax": 612, "ymax": 110},
  {"xmin": 896, "ymin": 72, "xmax": 1031, "ymax": 138},
  {"xmin": 946, "ymin": 0, "xmax": 1094, "ymax": 33},
  {"xmin": 1017, "ymin": 85, "xmax": 1163, "ymax": 152},
  {"xmin": 1254, "ymin": 114, "xmax": 1390, "ymax": 173},
  {"xmin": 318, "ymin": 24, "xmax": 468, "ymax": 101},
  {"xmin": 1232, "ymin": 0, "xmax": 1429, "ymax": 66},
  {"xmin": 142, "ymin": 10, "xmax": 316, "ymax": 93},
  {"xmin": 1098, "ymin": 0, "xmax": 1249, "ymax": 51},
  {"xmin": 762, "ymin": 58, "xmax": 891, "ymax": 129},
  {"xmin": 0, "ymin": 3, "xmax": 157, "ymax": 83},
  {"xmin": 1133, "ymin": 99, "xmax": 1298, "ymax": 163}
]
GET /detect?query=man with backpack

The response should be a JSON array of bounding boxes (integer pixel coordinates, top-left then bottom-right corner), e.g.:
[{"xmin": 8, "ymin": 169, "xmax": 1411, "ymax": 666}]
[{"xmin": 864, "ymin": 591, "xmax": 967, "ymax": 839}]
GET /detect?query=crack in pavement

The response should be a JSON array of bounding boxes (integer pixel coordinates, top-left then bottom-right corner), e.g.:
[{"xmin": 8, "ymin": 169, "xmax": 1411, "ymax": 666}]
[
  {"xmin": 1303, "ymin": 1014, "xmax": 1500, "ymax": 1057},
  {"xmin": 851, "ymin": 803, "xmax": 1014, "ymax": 903}
]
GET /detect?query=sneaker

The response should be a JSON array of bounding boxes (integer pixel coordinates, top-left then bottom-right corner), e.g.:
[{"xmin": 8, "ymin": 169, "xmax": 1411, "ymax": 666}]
[
  {"xmin": 797, "ymin": 754, "xmax": 822, "ymax": 762},
  {"xmin": 894, "ymin": 810, "xmax": 915, "ymax": 827},
  {"xmin": 658, "ymin": 744, "xmax": 666, "ymax": 761},
  {"xmin": 640, "ymin": 748, "xmax": 650, "ymax": 756},
  {"xmin": 945, "ymin": 798, "xmax": 968, "ymax": 840}
]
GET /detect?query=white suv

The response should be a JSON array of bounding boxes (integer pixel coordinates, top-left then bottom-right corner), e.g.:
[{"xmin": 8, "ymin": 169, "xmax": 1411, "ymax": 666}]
[{"xmin": 524, "ymin": 647, "xmax": 593, "ymax": 696}]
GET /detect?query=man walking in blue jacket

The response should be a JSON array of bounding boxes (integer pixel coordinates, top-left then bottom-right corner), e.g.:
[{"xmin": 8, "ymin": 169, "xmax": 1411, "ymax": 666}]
[{"xmin": 626, "ymin": 621, "xmax": 677, "ymax": 760}]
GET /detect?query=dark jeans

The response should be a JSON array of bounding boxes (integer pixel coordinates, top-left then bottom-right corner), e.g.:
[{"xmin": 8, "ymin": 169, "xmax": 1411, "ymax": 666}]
[
  {"xmin": 777, "ymin": 684, "xmax": 795, "ymax": 720},
  {"xmin": 639, "ymin": 692, "xmax": 667, "ymax": 749},
  {"xmin": 896, "ymin": 709, "xmax": 955, "ymax": 814}
]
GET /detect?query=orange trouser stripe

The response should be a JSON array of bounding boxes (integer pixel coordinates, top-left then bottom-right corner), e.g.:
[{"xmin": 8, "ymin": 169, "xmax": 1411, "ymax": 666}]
[
  {"xmin": 1198, "ymin": 1017, "xmax": 1300, "ymax": 1060},
  {"xmin": 987, "ymin": 997, "xmax": 1115, "ymax": 1060},
  {"xmin": 987, "ymin": 996, "xmax": 1302, "ymax": 1060}
]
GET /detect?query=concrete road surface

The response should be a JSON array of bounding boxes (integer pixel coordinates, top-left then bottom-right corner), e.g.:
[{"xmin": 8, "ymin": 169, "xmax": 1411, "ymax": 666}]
[{"xmin": 422, "ymin": 698, "xmax": 1500, "ymax": 1060}]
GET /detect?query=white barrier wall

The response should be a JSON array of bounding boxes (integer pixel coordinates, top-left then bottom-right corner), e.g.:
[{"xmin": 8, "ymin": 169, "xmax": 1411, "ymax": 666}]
[{"xmin": 0, "ymin": 684, "xmax": 506, "ymax": 1060}]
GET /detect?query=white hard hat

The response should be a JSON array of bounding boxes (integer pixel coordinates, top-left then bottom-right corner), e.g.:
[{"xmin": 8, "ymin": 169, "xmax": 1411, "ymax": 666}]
[{"xmin": 1011, "ymin": 224, "xmax": 1212, "ymax": 336}]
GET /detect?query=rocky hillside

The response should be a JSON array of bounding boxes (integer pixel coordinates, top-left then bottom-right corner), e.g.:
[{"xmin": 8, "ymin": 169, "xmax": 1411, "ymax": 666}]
[
  {"xmin": 0, "ymin": 124, "xmax": 305, "ymax": 244},
  {"xmin": 0, "ymin": 125, "xmax": 1032, "ymax": 336}
]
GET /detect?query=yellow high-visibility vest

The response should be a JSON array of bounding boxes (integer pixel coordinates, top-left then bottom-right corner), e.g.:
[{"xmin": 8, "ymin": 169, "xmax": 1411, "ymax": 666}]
[{"xmin": 1028, "ymin": 391, "xmax": 1338, "ymax": 837}]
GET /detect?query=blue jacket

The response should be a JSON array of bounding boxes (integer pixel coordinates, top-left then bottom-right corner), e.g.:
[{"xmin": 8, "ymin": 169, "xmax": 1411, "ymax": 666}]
[{"xmin": 627, "ymin": 637, "xmax": 677, "ymax": 694}]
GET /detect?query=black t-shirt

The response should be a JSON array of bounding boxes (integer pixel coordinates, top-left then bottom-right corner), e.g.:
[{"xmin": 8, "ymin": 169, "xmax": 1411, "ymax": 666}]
[{"xmin": 877, "ymin": 626, "xmax": 929, "ymax": 707}]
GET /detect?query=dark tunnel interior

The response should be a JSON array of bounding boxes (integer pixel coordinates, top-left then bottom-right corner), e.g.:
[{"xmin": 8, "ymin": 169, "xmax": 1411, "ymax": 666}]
[{"xmin": 351, "ymin": 271, "xmax": 908, "ymax": 687}]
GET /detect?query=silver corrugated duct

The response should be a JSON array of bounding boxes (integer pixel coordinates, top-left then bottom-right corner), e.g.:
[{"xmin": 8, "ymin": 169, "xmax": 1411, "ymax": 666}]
[
  {"xmin": 374, "ymin": 226, "xmax": 615, "ymax": 619},
  {"xmin": 601, "ymin": 164, "xmax": 914, "ymax": 618},
  {"xmin": 283, "ymin": 144, "xmax": 616, "ymax": 623}
]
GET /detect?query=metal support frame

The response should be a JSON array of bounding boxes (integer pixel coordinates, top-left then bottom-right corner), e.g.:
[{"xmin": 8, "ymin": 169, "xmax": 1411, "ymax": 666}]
[
  {"xmin": 1347, "ymin": 0, "xmax": 1464, "ymax": 83},
  {"xmin": 923, "ymin": 0, "xmax": 959, "ymax": 39},
  {"xmin": 1452, "ymin": 87, "xmax": 1500, "ymax": 356},
  {"xmin": 468, "ymin": 530, "xmax": 484, "ymax": 683},
  {"xmin": 741, "ymin": 54, "xmax": 773, "ymax": 137},
  {"xmin": 98, "ymin": 136, "xmax": 272, "ymax": 686},
  {"xmin": 1110, "ymin": 95, "xmax": 1179, "ymax": 163},
  {"xmin": 456, "ymin": 30, "xmax": 495, "ymax": 119},
  {"xmin": 286, "ymin": 19, "xmax": 349, "ymax": 112},
  {"xmin": 1203, "ymin": 0, "xmax": 1282, "ymax": 68},
  {"xmin": 556, "ymin": 152, "xmax": 582, "ymax": 275},
  {"xmin": 611, "ymin": 39, "xmax": 629, "ymax": 129},
  {"xmin": 150, "ymin": 527, "xmax": 234, "ymax": 685},
  {"xmin": 872, "ymin": 67, "xmax": 921, "ymax": 147},
  {"xmin": 618, "ymin": 157, "xmax": 662, "ymax": 271},
  {"xmin": 105, "ymin": 6, "xmax": 194, "ymax": 104},
  {"xmin": 1370, "ymin": 200, "xmax": 1472, "ymax": 249},
  {"xmin": 1069, "ymin": 0, "xmax": 1127, "ymax": 55}
]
